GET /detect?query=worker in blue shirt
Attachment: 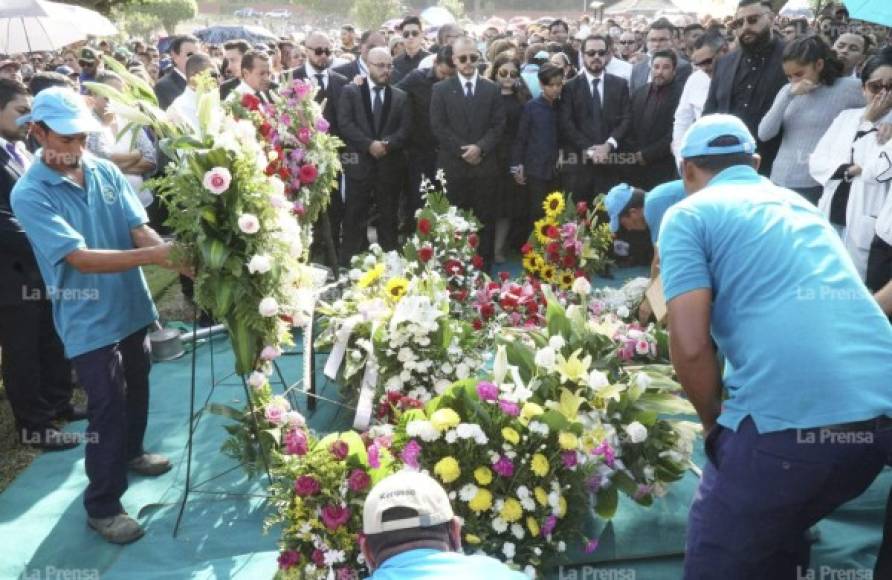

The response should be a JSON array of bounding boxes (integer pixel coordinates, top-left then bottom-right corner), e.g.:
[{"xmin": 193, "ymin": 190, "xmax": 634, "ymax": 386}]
[
  {"xmin": 10, "ymin": 87, "xmax": 187, "ymax": 545},
  {"xmin": 361, "ymin": 471, "xmax": 527, "ymax": 580},
  {"xmin": 660, "ymin": 113, "xmax": 892, "ymax": 579}
]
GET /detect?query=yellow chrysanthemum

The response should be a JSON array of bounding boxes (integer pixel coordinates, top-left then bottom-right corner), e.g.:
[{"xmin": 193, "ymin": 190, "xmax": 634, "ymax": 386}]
[
  {"xmin": 543, "ymin": 192, "xmax": 565, "ymax": 218},
  {"xmin": 500, "ymin": 498, "xmax": 523, "ymax": 522},
  {"xmin": 358, "ymin": 263, "xmax": 384, "ymax": 288},
  {"xmin": 534, "ymin": 218, "xmax": 558, "ymax": 245},
  {"xmin": 527, "ymin": 516, "xmax": 540, "ymax": 537},
  {"xmin": 431, "ymin": 408, "xmax": 461, "ymax": 432},
  {"xmin": 534, "ymin": 486, "xmax": 548, "ymax": 506},
  {"xmin": 474, "ymin": 466, "xmax": 493, "ymax": 486},
  {"xmin": 558, "ymin": 432, "xmax": 579, "ymax": 451},
  {"xmin": 434, "ymin": 456, "xmax": 461, "ymax": 483},
  {"xmin": 384, "ymin": 277, "xmax": 409, "ymax": 301},
  {"xmin": 558, "ymin": 495, "xmax": 568, "ymax": 518},
  {"xmin": 531, "ymin": 453, "xmax": 550, "ymax": 477},
  {"xmin": 465, "ymin": 533, "xmax": 482, "ymax": 544},
  {"xmin": 501, "ymin": 427, "xmax": 520, "ymax": 445},
  {"xmin": 469, "ymin": 488, "xmax": 493, "ymax": 513}
]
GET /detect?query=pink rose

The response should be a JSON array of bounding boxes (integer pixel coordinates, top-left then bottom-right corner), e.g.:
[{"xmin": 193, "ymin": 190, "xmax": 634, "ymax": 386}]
[
  {"xmin": 329, "ymin": 440, "xmax": 349, "ymax": 460},
  {"xmin": 284, "ymin": 428, "xmax": 309, "ymax": 455},
  {"xmin": 202, "ymin": 167, "xmax": 231, "ymax": 195},
  {"xmin": 260, "ymin": 345, "xmax": 281, "ymax": 361},
  {"xmin": 347, "ymin": 468, "xmax": 371, "ymax": 492},
  {"xmin": 367, "ymin": 443, "xmax": 380, "ymax": 468},
  {"xmin": 277, "ymin": 550, "xmax": 300, "ymax": 569},
  {"xmin": 294, "ymin": 475, "xmax": 320, "ymax": 496},
  {"xmin": 315, "ymin": 117, "xmax": 330, "ymax": 133},
  {"xmin": 264, "ymin": 404, "xmax": 285, "ymax": 426},
  {"xmin": 311, "ymin": 549, "xmax": 325, "ymax": 567},
  {"xmin": 299, "ymin": 164, "xmax": 318, "ymax": 184},
  {"xmin": 320, "ymin": 504, "xmax": 351, "ymax": 530},
  {"xmin": 298, "ymin": 127, "xmax": 312, "ymax": 144},
  {"xmin": 294, "ymin": 81, "xmax": 312, "ymax": 99}
]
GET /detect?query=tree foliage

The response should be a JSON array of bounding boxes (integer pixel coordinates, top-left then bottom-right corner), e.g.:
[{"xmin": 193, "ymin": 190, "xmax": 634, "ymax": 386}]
[
  {"xmin": 350, "ymin": 0, "xmax": 402, "ymax": 30},
  {"xmin": 438, "ymin": 0, "xmax": 466, "ymax": 19}
]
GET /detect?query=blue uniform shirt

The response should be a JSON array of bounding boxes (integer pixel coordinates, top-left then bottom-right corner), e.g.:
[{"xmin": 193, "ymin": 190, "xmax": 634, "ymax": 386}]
[
  {"xmin": 644, "ymin": 179, "xmax": 686, "ymax": 244},
  {"xmin": 11, "ymin": 152, "xmax": 157, "ymax": 358},
  {"xmin": 368, "ymin": 548, "xmax": 528, "ymax": 580},
  {"xmin": 659, "ymin": 165, "xmax": 892, "ymax": 433}
]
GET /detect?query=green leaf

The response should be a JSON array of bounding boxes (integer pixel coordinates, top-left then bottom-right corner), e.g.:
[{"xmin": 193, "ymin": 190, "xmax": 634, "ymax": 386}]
[
  {"xmin": 636, "ymin": 393, "xmax": 696, "ymax": 416},
  {"xmin": 207, "ymin": 403, "xmax": 245, "ymax": 421},
  {"xmin": 539, "ymin": 410, "xmax": 569, "ymax": 432},
  {"xmin": 595, "ymin": 486, "xmax": 619, "ymax": 519}
]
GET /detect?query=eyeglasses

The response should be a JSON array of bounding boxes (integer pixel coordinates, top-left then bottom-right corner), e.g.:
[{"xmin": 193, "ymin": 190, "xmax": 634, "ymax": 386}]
[
  {"xmin": 693, "ymin": 57, "xmax": 714, "ymax": 67},
  {"xmin": 369, "ymin": 62, "xmax": 393, "ymax": 69},
  {"xmin": 731, "ymin": 14, "xmax": 764, "ymax": 29},
  {"xmin": 309, "ymin": 47, "xmax": 332, "ymax": 56},
  {"xmin": 402, "ymin": 30, "xmax": 421, "ymax": 38},
  {"xmin": 497, "ymin": 68, "xmax": 519, "ymax": 78},
  {"xmin": 866, "ymin": 79, "xmax": 892, "ymax": 93},
  {"xmin": 584, "ymin": 49, "xmax": 608, "ymax": 57},
  {"xmin": 457, "ymin": 54, "xmax": 480, "ymax": 64},
  {"xmin": 619, "ymin": 40, "xmax": 637, "ymax": 45}
]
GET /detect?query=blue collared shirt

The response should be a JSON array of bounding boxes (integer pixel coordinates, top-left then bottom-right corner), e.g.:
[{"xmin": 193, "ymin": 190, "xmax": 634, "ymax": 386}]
[
  {"xmin": 659, "ymin": 165, "xmax": 892, "ymax": 433},
  {"xmin": 644, "ymin": 179, "xmax": 686, "ymax": 244},
  {"xmin": 368, "ymin": 548, "xmax": 527, "ymax": 580},
  {"xmin": 10, "ymin": 152, "xmax": 157, "ymax": 358}
]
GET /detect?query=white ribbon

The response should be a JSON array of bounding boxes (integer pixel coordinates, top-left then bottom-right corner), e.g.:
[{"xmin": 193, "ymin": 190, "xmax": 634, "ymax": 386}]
[
  {"xmin": 323, "ymin": 315, "xmax": 361, "ymax": 380},
  {"xmin": 353, "ymin": 358, "xmax": 378, "ymax": 431}
]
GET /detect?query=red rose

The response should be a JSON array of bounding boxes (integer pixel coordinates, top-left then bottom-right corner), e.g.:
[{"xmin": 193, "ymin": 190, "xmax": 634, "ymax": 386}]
[
  {"xmin": 468, "ymin": 233, "xmax": 479, "ymax": 248},
  {"xmin": 546, "ymin": 241, "xmax": 561, "ymax": 256},
  {"xmin": 471, "ymin": 255, "xmax": 484, "ymax": 270},
  {"xmin": 546, "ymin": 225, "xmax": 559, "ymax": 239},
  {"xmin": 241, "ymin": 93, "xmax": 261, "ymax": 110},
  {"xmin": 298, "ymin": 164, "xmax": 318, "ymax": 184},
  {"xmin": 452, "ymin": 289, "xmax": 468, "ymax": 302},
  {"xmin": 418, "ymin": 245, "xmax": 434, "ymax": 263},
  {"xmin": 259, "ymin": 122, "xmax": 272, "ymax": 138},
  {"xmin": 575, "ymin": 269, "xmax": 586, "ymax": 278},
  {"xmin": 562, "ymin": 254, "xmax": 577, "ymax": 269},
  {"xmin": 387, "ymin": 390, "xmax": 402, "ymax": 404},
  {"xmin": 472, "ymin": 318, "xmax": 483, "ymax": 330},
  {"xmin": 499, "ymin": 271, "xmax": 510, "ymax": 282},
  {"xmin": 311, "ymin": 549, "xmax": 326, "ymax": 567},
  {"xmin": 521, "ymin": 243, "xmax": 533, "ymax": 255},
  {"xmin": 444, "ymin": 259, "xmax": 463, "ymax": 276},
  {"xmin": 347, "ymin": 468, "xmax": 371, "ymax": 492},
  {"xmin": 480, "ymin": 302, "xmax": 495, "ymax": 320},
  {"xmin": 576, "ymin": 201, "xmax": 589, "ymax": 215},
  {"xmin": 418, "ymin": 218, "xmax": 432, "ymax": 235},
  {"xmin": 329, "ymin": 440, "xmax": 349, "ymax": 460}
]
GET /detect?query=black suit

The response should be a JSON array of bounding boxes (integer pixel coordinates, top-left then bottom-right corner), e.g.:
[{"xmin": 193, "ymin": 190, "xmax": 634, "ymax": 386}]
[
  {"xmin": 395, "ymin": 67, "xmax": 442, "ymax": 222},
  {"xmin": 337, "ymin": 82, "xmax": 411, "ymax": 264},
  {"xmin": 332, "ymin": 59, "xmax": 364, "ymax": 81},
  {"xmin": 703, "ymin": 37, "xmax": 787, "ymax": 176},
  {"xmin": 558, "ymin": 71, "xmax": 631, "ymax": 203},
  {"xmin": 219, "ymin": 77, "xmax": 240, "ymax": 101},
  {"xmin": 0, "ymin": 145, "xmax": 73, "ymax": 432},
  {"xmin": 153, "ymin": 69, "xmax": 187, "ymax": 110},
  {"xmin": 430, "ymin": 75, "xmax": 506, "ymax": 267},
  {"xmin": 626, "ymin": 79, "xmax": 684, "ymax": 190}
]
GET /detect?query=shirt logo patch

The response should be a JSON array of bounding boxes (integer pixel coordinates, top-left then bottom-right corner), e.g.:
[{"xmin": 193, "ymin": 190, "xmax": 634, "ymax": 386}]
[{"xmin": 101, "ymin": 186, "xmax": 117, "ymax": 204}]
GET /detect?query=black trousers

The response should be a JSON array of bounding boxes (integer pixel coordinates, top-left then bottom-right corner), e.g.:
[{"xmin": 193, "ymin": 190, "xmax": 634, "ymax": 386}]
[
  {"xmin": 341, "ymin": 169, "xmax": 402, "ymax": 266},
  {"xmin": 0, "ymin": 300, "xmax": 73, "ymax": 432},
  {"xmin": 527, "ymin": 176, "xmax": 559, "ymax": 230},
  {"xmin": 405, "ymin": 149, "xmax": 438, "ymax": 222},
  {"xmin": 71, "ymin": 327, "xmax": 151, "ymax": 518},
  {"xmin": 443, "ymin": 172, "xmax": 497, "ymax": 268},
  {"xmin": 866, "ymin": 234, "xmax": 892, "ymax": 293}
]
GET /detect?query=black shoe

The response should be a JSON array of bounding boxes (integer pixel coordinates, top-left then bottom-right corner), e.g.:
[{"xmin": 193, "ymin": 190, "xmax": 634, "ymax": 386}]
[
  {"xmin": 56, "ymin": 404, "xmax": 88, "ymax": 422},
  {"xmin": 20, "ymin": 427, "xmax": 80, "ymax": 451},
  {"xmin": 197, "ymin": 311, "xmax": 215, "ymax": 327}
]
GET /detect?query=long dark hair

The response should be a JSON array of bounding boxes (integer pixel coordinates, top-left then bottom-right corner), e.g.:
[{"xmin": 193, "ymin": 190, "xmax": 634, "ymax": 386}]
[
  {"xmin": 782, "ymin": 34, "xmax": 844, "ymax": 86},
  {"xmin": 861, "ymin": 46, "xmax": 892, "ymax": 88},
  {"xmin": 488, "ymin": 54, "xmax": 530, "ymax": 103}
]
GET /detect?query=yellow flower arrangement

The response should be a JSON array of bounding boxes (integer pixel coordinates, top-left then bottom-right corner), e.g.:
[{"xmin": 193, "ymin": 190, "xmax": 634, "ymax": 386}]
[
  {"xmin": 543, "ymin": 192, "xmax": 565, "ymax": 218},
  {"xmin": 541, "ymin": 265, "xmax": 556, "ymax": 284},
  {"xmin": 357, "ymin": 263, "xmax": 384, "ymax": 289},
  {"xmin": 431, "ymin": 408, "xmax": 461, "ymax": 432},
  {"xmin": 534, "ymin": 486, "xmax": 548, "ymax": 506},
  {"xmin": 531, "ymin": 453, "xmax": 550, "ymax": 477},
  {"xmin": 499, "ymin": 498, "xmax": 523, "ymax": 522},
  {"xmin": 559, "ymin": 270, "xmax": 575, "ymax": 290},
  {"xmin": 558, "ymin": 432, "xmax": 579, "ymax": 450},
  {"xmin": 434, "ymin": 456, "xmax": 461, "ymax": 483},
  {"xmin": 526, "ymin": 516, "xmax": 540, "ymax": 537},
  {"xmin": 474, "ymin": 466, "xmax": 493, "ymax": 485},
  {"xmin": 501, "ymin": 427, "xmax": 520, "ymax": 445},
  {"xmin": 384, "ymin": 277, "xmax": 409, "ymax": 301},
  {"xmin": 468, "ymin": 488, "xmax": 493, "ymax": 512}
]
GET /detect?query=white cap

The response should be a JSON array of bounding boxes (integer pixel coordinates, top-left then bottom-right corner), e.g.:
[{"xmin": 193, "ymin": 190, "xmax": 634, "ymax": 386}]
[{"xmin": 363, "ymin": 470, "xmax": 454, "ymax": 535}]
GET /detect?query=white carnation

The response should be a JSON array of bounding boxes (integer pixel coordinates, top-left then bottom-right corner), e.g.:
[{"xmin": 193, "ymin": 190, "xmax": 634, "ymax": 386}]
[
  {"xmin": 511, "ymin": 524, "xmax": 525, "ymax": 540},
  {"xmin": 247, "ymin": 254, "xmax": 272, "ymax": 275},
  {"xmin": 625, "ymin": 421, "xmax": 648, "ymax": 443},
  {"xmin": 459, "ymin": 484, "xmax": 478, "ymax": 501},
  {"xmin": 571, "ymin": 276, "xmax": 591, "ymax": 296},
  {"xmin": 258, "ymin": 297, "xmax": 279, "ymax": 317},
  {"xmin": 492, "ymin": 517, "xmax": 508, "ymax": 533},
  {"xmin": 502, "ymin": 542, "xmax": 516, "ymax": 559},
  {"xmin": 534, "ymin": 346, "xmax": 556, "ymax": 370}
]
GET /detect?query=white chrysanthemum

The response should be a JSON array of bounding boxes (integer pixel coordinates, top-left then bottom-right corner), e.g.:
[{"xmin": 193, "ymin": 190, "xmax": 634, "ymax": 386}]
[
  {"xmin": 445, "ymin": 431, "xmax": 458, "ymax": 444},
  {"xmin": 520, "ymin": 496, "xmax": 536, "ymax": 512},
  {"xmin": 524, "ymin": 565, "xmax": 537, "ymax": 578},
  {"xmin": 511, "ymin": 524, "xmax": 525, "ymax": 540},
  {"xmin": 492, "ymin": 517, "xmax": 508, "ymax": 533},
  {"xmin": 406, "ymin": 420, "xmax": 440, "ymax": 442},
  {"xmin": 502, "ymin": 542, "xmax": 516, "ymax": 559},
  {"xmin": 625, "ymin": 421, "xmax": 648, "ymax": 444},
  {"xmin": 434, "ymin": 379, "xmax": 452, "ymax": 395},
  {"xmin": 459, "ymin": 484, "xmax": 478, "ymax": 502}
]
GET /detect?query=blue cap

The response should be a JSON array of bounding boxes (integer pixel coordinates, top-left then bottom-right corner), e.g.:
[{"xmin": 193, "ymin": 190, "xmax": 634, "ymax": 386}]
[
  {"xmin": 604, "ymin": 183, "xmax": 634, "ymax": 233},
  {"xmin": 679, "ymin": 114, "xmax": 756, "ymax": 159},
  {"xmin": 55, "ymin": 65, "xmax": 75, "ymax": 76},
  {"xmin": 16, "ymin": 87, "xmax": 101, "ymax": 135}
]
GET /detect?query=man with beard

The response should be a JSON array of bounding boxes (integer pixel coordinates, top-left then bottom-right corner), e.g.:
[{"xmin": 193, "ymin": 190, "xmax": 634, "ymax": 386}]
[
  {"xmin": 627, "ymin": 50, "xmax": 685, "ymax": 190},
  {"xmin": 703, "ymin": 0, "xmax": 788, "ymax": 176},
  {"xmin": 337, "ymin": 47, "xmax": 411, "ymax": 264},
  {"xmin": 395, "ymin": 46, "xmax": 456, "ymax": 228},
  {"xmin": 333, "ymin": 30, "xmax": 387, "ymax": 81},
  {"xmin": 630, "ymin": 19, "xmax": 692, "ymax": 94},
  {"xmin": 558, "ymin": 34, "xmax": 631, "ymax": 205}
]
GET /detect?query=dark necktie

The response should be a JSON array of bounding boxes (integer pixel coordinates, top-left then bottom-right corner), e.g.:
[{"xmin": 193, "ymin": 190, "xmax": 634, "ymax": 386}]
[
  {"xmin": 465, "ymin": 81, "xmax": 474, "ymax": 98},
  {"xmin": 591, "ymin": 78, "xmax": 602, "ymax": 115},
  {"xmin": 372, "ymin": 86, "xmax": 384, "ymax": 133},
  {"xmin": 314, "ymin": 73, "xmax": 325, "ymax": 103},
  {"xmin": 5, "ymin": 142, "xmax": 24, "ymax": 167}
]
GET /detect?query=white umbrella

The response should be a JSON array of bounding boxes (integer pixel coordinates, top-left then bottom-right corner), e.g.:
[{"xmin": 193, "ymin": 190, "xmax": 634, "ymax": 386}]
[
  {"xmin": 420, "ymin": 6, "xmax": 456, "ymax": 28},
  {"xmin": 0, "ymin": 0, "xmax": 115, "ymax": 55}
]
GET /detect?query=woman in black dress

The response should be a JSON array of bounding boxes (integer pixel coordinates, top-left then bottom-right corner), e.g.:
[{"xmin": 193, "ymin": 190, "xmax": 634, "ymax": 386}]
[{"xmin": 487, "ymin": 53, "xmax": 530, "ymax": 263}]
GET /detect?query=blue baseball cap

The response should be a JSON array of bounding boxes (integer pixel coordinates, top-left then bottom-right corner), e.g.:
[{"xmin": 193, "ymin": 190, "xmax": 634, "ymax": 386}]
[
  {"xmin": 17, "ymin": 86, "xmax": 100, "ymax": 135},
  {"xmin": 679, "ymin": 114, "xmax": 756, "ymax": 159},
  {"xmin": 604, "ymin": 183, "xmax": 634, "ymax": 233}
]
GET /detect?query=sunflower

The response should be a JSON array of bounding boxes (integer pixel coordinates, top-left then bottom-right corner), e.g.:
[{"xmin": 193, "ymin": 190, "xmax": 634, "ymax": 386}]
[
  {"xmin": 534, "ymin": 217, "xmax": 559, "ymax": 245},
  {"xmin": 559, "ymin": 269, "xmax": 575, "ymax": 290},
  {"xmin": 543, "ymin": 192, "xmax": 565, "ymax": 218},
  {"xmin": 541, "ymin": 265, "xmax": 556, "ymax": 283},
  {"xmin": 530, "ymin": 253, "xmax": 545, "ymax": 272},
  {"xmin": 384, "ymin": 277, "xmax": 409, "ymax": 301},
  {"xmin": 358, "ymin": 263, "xmax": 384, "ymax": 289},
  {"xmin": 522, "ymin": 253, "xmax": 539, "ymax": 275}
]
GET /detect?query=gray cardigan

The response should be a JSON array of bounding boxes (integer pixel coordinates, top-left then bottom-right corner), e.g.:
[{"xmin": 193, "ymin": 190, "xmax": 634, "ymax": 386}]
[{"xmin": 758, "ymin": 77, "xmax": 865, "ymax": 188}]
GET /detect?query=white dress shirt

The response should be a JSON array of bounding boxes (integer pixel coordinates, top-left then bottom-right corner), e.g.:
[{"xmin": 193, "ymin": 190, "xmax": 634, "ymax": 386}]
[
  {"xmin": 672, "ymin": 69, "xmax": 711, "ymax": 161},
  {"xmin": 457, "ymin": 71, "xmax": 479, "ymax": 96},
  {"xmin": 305, "ymin": 62, "xmax": 328, "ymax": 90},
  {"xmin": 367, "ymin": 79, "xmax": 387, "ymax": 111},
  {"xmin": 166, "ymin": 86, "xmax": 199, "ymax": 130}
]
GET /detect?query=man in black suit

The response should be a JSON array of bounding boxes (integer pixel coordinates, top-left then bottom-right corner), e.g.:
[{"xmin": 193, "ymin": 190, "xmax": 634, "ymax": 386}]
[
  {"xmin": 284, "ymin": 31, "xmax": 349, "ymax": 263},
  {"xmin": 153, "ymin": 35, "xmax": 197, "ymax": 110},
  {"xmin": 430, "ymin": 37, "xmax": 506, "ymax": 270},
  {"xmin": 630, "ymin": 19, "xmax": 693, "ymax": 94},
  {"xmin": 337, "ymin": 47, "xmax": 411, "ymax": 265},
  {"xmin": 395, "ymin": 46, "xmax": 456, "ymax": 230},
  {"xmin": 391, "ymin": 16, "xmax": 431, "ymax": 84},
  {"xmin": 227, "ymin": 50, "xmax": 278, "ymax": 105},
  {"xmin": 220, "ymin": 39, "xmax": 250, "ymax": 101},
  {"xmin": 333, "ymin": 30, "xmax": 387, "ymax": 81},
  {"xmin": 558, "ymin": 34, "xmax": 631, "ymax": 204},
  {"xmin": 0, "ymin": 79, "xmax": 79, "ymax": 450},
  {"xmin": 626, "ymin": 50, "xmax": 685, "ymax": 190},
  {"xmin": 703, "ymin": 0, "xmax": 787, "ymax": 176}
]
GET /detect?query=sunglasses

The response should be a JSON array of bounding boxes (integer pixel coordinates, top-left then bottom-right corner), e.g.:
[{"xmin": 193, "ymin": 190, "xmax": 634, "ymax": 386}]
[
  {"xmin": 693, "ymin": 57, "xmax": 714, "ymax": 67},
  {"xmin": 402, "ymin": 30, "xmax": 421, "ymax": 38},
  {"xmin": 497, "ymin": 68, "xmax": 519, "ymax": 78},
  {"xmin": 78, "ymin": 60, "xmax": 95, "ymax": 67},
  {"xmin": 584, "ymin": 49, "xmax": 608, "ymax": 57},
  {"xmin": 369, "ymin": 62, "xmax": 393, "ymax": 69},
  {"xmin": 308, "ymin": 47, "xmax": 332, "ymax": 56},
  {"xmin": 457, "ymin": 54, "xmax": 480, "ymax": 64},
  {"xmin": 731, "ymin": 14, "xmax": 764, "ymax": 29},
  {"xmin": 866, "ymin": 79, "xmax": 892, "ymax": 93},
  {"xmin": 619, "ymin": 40, "xmax": 637, "ymax": 45}
]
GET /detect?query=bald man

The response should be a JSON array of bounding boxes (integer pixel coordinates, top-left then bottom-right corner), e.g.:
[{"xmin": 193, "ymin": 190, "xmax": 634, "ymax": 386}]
[{"xmin": 337, "ymin": 46, "xmax": 411, "ymax": 265}]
